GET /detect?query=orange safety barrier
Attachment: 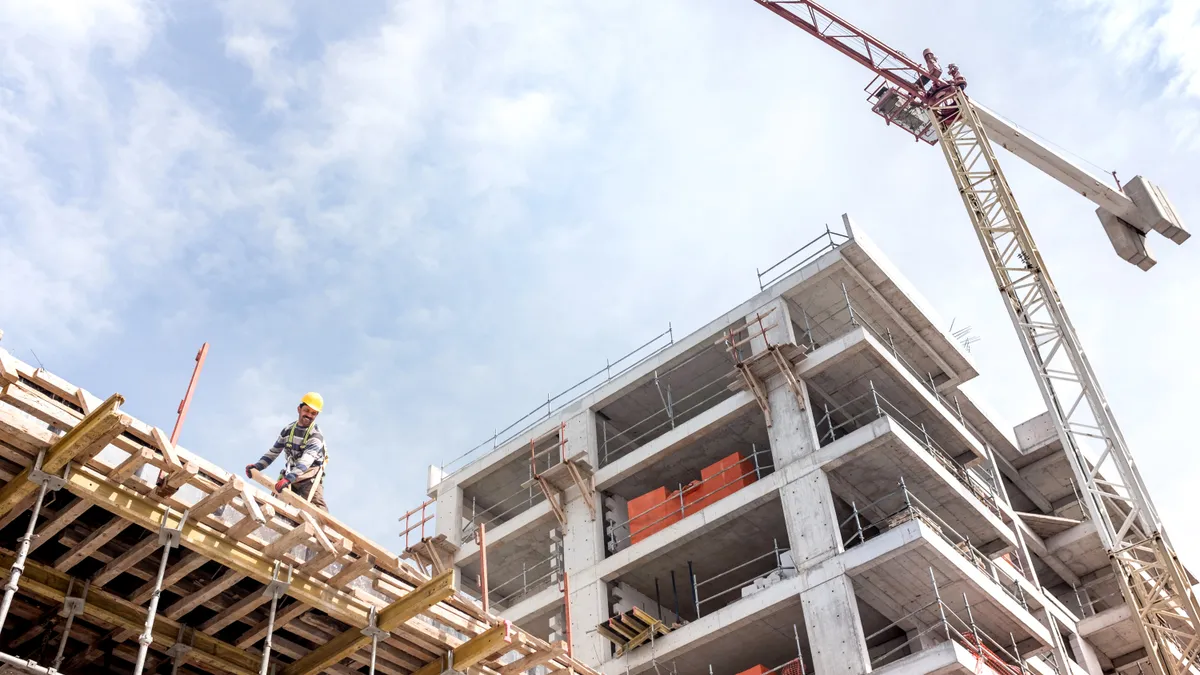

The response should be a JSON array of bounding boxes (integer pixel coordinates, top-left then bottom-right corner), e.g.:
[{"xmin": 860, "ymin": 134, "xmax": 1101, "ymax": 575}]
[
  {"xmin": 735, "ymin": 666, "xmax": 770, "ymax": 675},
  {"xmin": 628, "ymin": 487, "xmax": 683, "ymax": 544}
]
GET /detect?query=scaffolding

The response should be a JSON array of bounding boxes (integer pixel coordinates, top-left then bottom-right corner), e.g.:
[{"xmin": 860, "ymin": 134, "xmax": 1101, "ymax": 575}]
[{"xmin": 0, "ymin": 347, "xmax": 601, "ymax": 675}]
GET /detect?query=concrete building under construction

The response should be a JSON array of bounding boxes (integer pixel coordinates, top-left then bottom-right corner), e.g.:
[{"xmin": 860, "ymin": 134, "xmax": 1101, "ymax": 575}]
[{"xmin": 423, "ymin": 216, "xmax": 1156, "ymax": 675}]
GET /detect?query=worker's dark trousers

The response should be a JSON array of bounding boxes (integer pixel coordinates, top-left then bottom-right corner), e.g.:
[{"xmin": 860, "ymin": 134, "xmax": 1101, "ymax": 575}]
[{"xmin": 290, "ymin": 477, "xmax": 327, "ymax": 510}]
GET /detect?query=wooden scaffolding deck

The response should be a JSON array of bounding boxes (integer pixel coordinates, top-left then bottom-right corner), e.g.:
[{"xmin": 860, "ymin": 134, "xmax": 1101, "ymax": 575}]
[{"xmin": 0, "ymin": 347, "xmax": 597, "ymax": 675}]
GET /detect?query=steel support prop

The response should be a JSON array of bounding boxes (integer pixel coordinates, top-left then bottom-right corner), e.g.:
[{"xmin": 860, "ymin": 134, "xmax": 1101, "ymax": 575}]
[
  {"xmin": 52, "ymin": 579, "xmax": 89, "ymax": 671},
  {"xmin": 167, "ymin": 623, "xmax": 195, "ymax": 675},
  {"xmin": 133, "ymin": 508, "xmax": 188, "ymax": 675},
  {"xmin": 360, "ymin": 606, "xmax": 389, "ymax": 675},
  {"xmin": 0, "ymin": 451, "xmax": 69, "ymax": 638},
  {"xmin": 259, "ymin": 561, "xmax": 292, "ymax": 675}
]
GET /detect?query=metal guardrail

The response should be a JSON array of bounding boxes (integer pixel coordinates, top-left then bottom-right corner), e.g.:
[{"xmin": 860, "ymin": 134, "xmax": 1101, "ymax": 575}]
[
  {"xmin": 607, "ymin": 446, "xmax": 774, "ymax": 552},
  {"xmin": 692, "ymin": 541, "xmax": 794, "ymax": 619},
  {"xmin": 440, "ymin": 325, "xmax": 675, "ymax": 478},
  {"xmin": 598, "ymin": 343, "xmax": 738, "ymax": 468},
  {"xmin": 866, "ymin": 567, "xmax": 1039, "ymax": 674},
  {"xmin": 757, "ymin": 224, "xmax": 851, "ymax": 290},
  {"xmin": 815, "ymin": 384, "xmax": 1001, "ymax": 517},
  {"xmin": 841, "ymin": 480, "xmax": 1029, "ymax": 611}
]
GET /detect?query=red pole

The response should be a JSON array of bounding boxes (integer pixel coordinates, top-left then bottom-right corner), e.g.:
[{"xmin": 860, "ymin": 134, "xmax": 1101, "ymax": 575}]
[
  {"xmin": 476, "ymin": 523, "xmax": 489, "ymax": 614},
  {"xmin": 170, "ymin": 343, "xmax": 209, "ymax": 445},
  {"xmin": 156, "ymin": 343, "xmax": 209, "ymax": 488},
  {"xmin": 563, "ymin": 571, "xmax": 573, "ymax": 658}
]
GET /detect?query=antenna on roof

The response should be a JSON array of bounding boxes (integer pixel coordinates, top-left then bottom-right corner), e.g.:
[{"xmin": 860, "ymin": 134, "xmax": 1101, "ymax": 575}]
[{"xmin": 948, "ymin": 318, "xmax": 981, "ymax": 353}]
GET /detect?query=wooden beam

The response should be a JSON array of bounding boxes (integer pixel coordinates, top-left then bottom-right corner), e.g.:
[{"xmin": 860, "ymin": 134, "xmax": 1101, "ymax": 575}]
[
  {"xmin": 412, "ymin": 622, "xmax": 515, "ymax": 675},
  {"xmin": 132, "ymin": 550, "xmax": 208, "ymax": 604},
  {"xmin": 165, "ymin": 568, "xmax": 245, "ymax": 619},
  {"xmin": 237, "ymin": 599, "xmax": 309, "ymax": 648},
  {"xmin": 0, "ymin": 548, "xmax": 259, "ymax": 675},
  {"xmin": 280, "ymin": 569, "xmax": 458, "ymax": 675},
  {"xmin": 92, "ymin": 531, "xmax": 161, "ymax": 585},
  {"xmin": 54, "ymin": 516, "xmax": 127, "ymax": 571},
  {"xmin": 150, "ymin": 426, "xmax": 183, "ymax": 469},
  {"xmin": 249, "ymin": 469, "xmax": 402, "ymax": 571},
  {"xmin": 500, "ymin": 643, "xmax": 567, "ymax": 675},
  {"xmin": 107, "ymin": 447, "xmax": 153, "ymax": 483},
  {"xmin": 200, "ymin": 586, "xmax": 270, "ymax": 634},
  {"xmin": 57, "ymin": 463, "xmax": 375, "ymax": 627},
  {"xmin": 262, "ymin": 519, "xmax": 314, "ymax": 560},
  {"xmin": 329, "ymin": 554, "xmax": 376, "ymax": 587},
  {"xmin": 299, "ymin": 534, "xmax": 350, "ymax": 576},
  {"xmin": 0, "ymin": 392, "xmax": 127, "ymax": 517},
  {"xmin": 189, "ymin": 476, "xmax": 245, "ymax": 520},
  {"xmin": 27, "ymin": 497, "xmax": 91, "ymax": 552}
]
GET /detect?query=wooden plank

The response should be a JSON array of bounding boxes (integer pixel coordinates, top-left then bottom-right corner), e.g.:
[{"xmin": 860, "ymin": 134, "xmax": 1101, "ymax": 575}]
[
  {"xmin": 0, "ymin": 548, "xmax": 259, "ymax": 675},
  {"xmin": 500, "ymin": 643, "xmax": 567, "ymax": 675},
  {"xmin": 299, "ymin": 535, "xmax": 350, "ymax": 576},
  {"xmin": 0, "ymin": 392, "xmax": 128, "ymax": 517},
  {"xmin": 27, "ymin": 497, "xmax": 91, "ymax": 552},
  {"xmin": 200, "ymin": 587, "xmax": 270, "ymax": 634},
  {"xmin": 58, "ymin": 464, "xmax": 375, "ymax": 628},
  {"xmin": 53, "ymin": 516, "xmax": 127, "ymax": 571},
  {"xmin": 132, "ymin": 550, "xmax": 207, "ymax": 604},
  {"xmin": 160, "ymin": 460, "xmax": 198, "ymax": 491},
  {"xmin": 329, "ymin": 554, "xmax": 376, "ymax": 587},
  {"xmin": 411, "ymin": 622, "xmax": 515, "ymax": 675},
  {"xmin": 0, "ymin": 348, "xmax": 18, "ymax": 383},
  {"xmin": 92, "ymin": 531, "xmax": 161, "ymax": 585},
  {"xmin": 249, "ymin": 469, "xmax": 402, "ymax": 570},
  {"xmin": 189, "ymin": 477, "xmax": 244, "ymax": 520},
  {"xmin": 281, "ymin": 569, "xmax": 458, "ymax": 675},
  {"xmin": 165, "ymin": 568, "xmax": 245, "ymax": 619},
  {"xmin": 237, "ymin": 599, "xmax": 309, "ymax": 648},
  {"xmin": 300, "ymin": 509, "xmax": 336, "ymax": 555},
  {"xmin": 108, "ymin": 447, "xmax": 153, "ymax": 483},
  {"xmin": 263, "ymin": 519, "xmax": 314, "ymax": 560},
  {"xmin": 150, "ymin": 425, "xmax": 182, "ymax": 469}
]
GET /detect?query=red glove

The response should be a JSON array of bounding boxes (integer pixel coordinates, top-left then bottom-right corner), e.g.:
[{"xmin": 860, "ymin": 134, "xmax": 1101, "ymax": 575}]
[{"xmin": 274, "ymin": 478, "xmax": 291, "ymax": 494}]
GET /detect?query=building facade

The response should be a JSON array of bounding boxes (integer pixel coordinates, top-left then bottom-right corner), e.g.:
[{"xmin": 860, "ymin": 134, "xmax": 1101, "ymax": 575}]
[{"xmin": 423, "ymin": 215, "xmax": 1145, "ymax": 675}]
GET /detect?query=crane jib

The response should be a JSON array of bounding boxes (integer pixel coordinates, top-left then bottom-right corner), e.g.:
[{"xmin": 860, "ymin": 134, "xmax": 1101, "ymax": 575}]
[{"xmin": 752, "ymin": 1, "xmax": 1198, "ymax": 674}]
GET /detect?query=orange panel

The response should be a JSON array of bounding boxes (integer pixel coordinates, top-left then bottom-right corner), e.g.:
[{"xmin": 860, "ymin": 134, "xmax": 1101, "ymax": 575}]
[
  {"xmin": 628, "ymin": 487, "xmax": 684, "ymax": 544},
  {"xmin": 681, "ymin": 480, "xmax": 708, "ymax": 517},
  {"xmin": 735, "ymin": 666, "xmax": 770, "ymax": 675}
]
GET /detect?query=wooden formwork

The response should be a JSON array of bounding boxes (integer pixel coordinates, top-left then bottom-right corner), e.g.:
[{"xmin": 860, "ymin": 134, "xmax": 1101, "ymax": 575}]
[{"xmin": 0, "ymin": 347, "xmax": 597, "ymax": 675}]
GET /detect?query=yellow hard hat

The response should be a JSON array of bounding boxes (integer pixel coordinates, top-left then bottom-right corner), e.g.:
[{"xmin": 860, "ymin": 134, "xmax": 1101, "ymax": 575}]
[{"xmin": 300, "ymin": 392, "xmax": 324, "ymax": 412}]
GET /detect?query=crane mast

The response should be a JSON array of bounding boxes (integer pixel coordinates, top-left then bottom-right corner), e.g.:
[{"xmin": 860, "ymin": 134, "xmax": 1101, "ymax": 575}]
[{"xmin": 751, "ymin": 2, "xmax": 1200, "ymax": 674}]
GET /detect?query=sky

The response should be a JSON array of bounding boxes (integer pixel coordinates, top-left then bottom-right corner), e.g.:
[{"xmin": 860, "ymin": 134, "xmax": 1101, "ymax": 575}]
[{"xmin": 1, "ymin": 0, "xmax": 1198, "ymax": 567}]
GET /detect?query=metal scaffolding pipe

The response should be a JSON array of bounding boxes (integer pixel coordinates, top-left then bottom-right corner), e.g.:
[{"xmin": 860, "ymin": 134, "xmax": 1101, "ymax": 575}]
[
  {"xmin": 133, "ymin": 538, "xmax": 174, "ymax": 675},
  {"xmin": 0, "ymin": 649, "xmax": 60, "ymax": 675},
  {"xmin": 259, "ymin": 590, "xmax": 280, "ymax": 675},
  {"xmin": 0, "ymin": 480, "xmax": 50, "ymax": 637}
]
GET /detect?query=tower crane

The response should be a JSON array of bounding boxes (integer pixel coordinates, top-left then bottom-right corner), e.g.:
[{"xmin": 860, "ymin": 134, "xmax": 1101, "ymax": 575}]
[{"xmin": 749, "ymin": 2, "xmax": 1198, "ymax": 674}]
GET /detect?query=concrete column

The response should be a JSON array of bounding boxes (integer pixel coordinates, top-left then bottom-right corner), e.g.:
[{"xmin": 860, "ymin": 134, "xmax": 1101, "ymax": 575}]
[
  {"xmin": 550, "ymin": 408, "xmax": 610, "ymax": 666},
  {"xmin": 557, "ymin": 488, "xmax": 609, "ymax": 665},
  {"xmin": 434, "ymin": 483, "xmax": 463, "ymax": 547},
  {"xmin": 1068, "ymin": 633, "xmax": 1105, "ymax": 675},
  {"xmin": 802, "ymin": 576, "xmax": 871, "ymax": 675},
  {"xmin": 744, "ymin": 301, "xmax": 870, "ymax": 673},
  {"xmin": 743, "ymin": 300, "xmax": 842, "ymax": 566}
]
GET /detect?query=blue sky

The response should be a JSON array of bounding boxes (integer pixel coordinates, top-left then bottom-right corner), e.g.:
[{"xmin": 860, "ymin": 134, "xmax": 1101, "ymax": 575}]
[{"xmin": 2, "ymin": 0, "xmax": 1199, "ymax": 565}]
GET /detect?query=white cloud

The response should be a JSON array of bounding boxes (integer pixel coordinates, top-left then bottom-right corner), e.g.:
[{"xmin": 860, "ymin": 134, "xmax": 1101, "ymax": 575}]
[{"xmin": 2, "ymin": 0, "xmax": 1199, "ymax": 578}]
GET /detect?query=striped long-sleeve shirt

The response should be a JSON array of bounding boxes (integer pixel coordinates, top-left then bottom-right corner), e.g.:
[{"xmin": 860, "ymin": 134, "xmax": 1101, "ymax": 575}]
[{"xmin": 254, "ymin": 422, "xmax": 326, "ymax": 483}]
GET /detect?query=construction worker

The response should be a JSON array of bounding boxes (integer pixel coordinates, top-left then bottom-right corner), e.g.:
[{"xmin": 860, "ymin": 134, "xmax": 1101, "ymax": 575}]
[{"xmin": 246, "ymin": 392, "xmax": 329, "ymax": 510}]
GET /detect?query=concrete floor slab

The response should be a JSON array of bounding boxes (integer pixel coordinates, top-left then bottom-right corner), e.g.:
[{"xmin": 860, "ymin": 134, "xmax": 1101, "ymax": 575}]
[
  {"xmin": 845, "ymin": 519, "xmax": 1052, "ymax": 651},
  {"xmin": 817, "ymin": 416, "xmax": 1016, "ymax": 550}
]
